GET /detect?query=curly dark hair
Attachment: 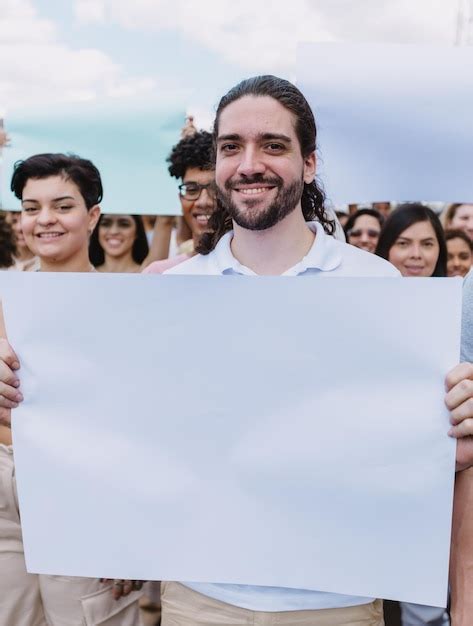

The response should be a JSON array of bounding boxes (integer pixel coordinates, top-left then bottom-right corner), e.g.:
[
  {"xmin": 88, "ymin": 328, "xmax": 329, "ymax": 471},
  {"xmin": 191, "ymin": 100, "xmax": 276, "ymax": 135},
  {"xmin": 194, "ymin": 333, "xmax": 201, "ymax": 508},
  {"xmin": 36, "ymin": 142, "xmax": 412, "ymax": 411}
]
[
  {"xmin": 197, "ymin": 75, "xmax": 334, "ymax": 255},
  {"xmin": 0, "ymin": 213, "xmax": 16, "ymax": 268},
  {"xmin": 89, "ymin": 214, "xmax": 149, "ymax": 267},
  {"xmin": 167, "ymin": 131, "xmax": 214, "ymax": 180},
  {"xmin": 375, "ymin": 203, "xmax": 447, "ymax": 277},
  {"xmin": 11, "ymin": 153, "xmax": 103, "ymax": 209}
]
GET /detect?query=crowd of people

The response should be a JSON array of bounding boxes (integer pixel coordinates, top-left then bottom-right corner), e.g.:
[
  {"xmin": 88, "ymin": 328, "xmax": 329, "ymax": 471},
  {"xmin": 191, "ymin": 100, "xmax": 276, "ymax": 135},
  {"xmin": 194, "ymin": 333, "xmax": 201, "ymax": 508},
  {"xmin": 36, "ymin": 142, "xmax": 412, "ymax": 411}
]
[{"xmin": 1, "ymin": 75, "xmax": 473, "ymax": 626}]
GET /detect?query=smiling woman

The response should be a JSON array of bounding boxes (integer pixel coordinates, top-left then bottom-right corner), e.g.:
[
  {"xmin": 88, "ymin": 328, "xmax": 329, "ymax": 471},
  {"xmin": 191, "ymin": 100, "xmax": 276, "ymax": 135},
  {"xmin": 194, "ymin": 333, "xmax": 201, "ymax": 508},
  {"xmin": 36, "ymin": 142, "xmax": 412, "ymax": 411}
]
[
  {"xmin": 89, "ymin": 213, "xmax": 149, "ymax": 273},
  {"xmin": 2, "ymin": 153, "xmax": 144, "ymax": 626},
  {"xmin": 11, "ymin": 153, "xmax": 102, "ymax": 273},
  {"xmin": 375, "ymin": 203, "xmax": 447, "ymax": 278}
]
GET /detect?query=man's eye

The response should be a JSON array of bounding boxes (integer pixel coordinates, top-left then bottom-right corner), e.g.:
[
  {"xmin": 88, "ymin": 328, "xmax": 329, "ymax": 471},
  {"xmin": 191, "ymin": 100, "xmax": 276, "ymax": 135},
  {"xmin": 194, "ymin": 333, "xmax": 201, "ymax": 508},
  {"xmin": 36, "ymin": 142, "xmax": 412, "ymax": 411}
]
[
  {"xmin": 221, "ymin": 144, "xmax": 238, "ymax": 153},
  {"xmin": 266, "ymin": 143, "xmax": 284, "ymax": 151}
]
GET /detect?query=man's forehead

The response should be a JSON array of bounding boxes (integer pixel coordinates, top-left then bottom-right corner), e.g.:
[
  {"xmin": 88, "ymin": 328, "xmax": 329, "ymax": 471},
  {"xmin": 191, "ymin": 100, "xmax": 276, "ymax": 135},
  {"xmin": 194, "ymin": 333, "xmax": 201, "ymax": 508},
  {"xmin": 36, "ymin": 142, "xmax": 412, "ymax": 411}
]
[
  {"xmin": 217, "ymin": 95, "xmax": 297, "ymax": 139},
  {"xmin": 183, "ymin": 167, "xmax": 215, "ymax": 183}
]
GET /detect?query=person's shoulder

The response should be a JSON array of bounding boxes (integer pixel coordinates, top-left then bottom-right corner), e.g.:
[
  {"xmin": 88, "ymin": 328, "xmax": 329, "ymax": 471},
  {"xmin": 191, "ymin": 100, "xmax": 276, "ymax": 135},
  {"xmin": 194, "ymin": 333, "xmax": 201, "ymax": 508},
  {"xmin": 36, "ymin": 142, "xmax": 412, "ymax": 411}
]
[
  {"xmin": 332, "ymin": 240, "xmax": 401, "ymax": 277},
  {"xmin": 143, "ymin": 254, "xmax": 188, "ymax": 275},
  {"xmin": 164, "ymin": 251, "xmax": 219, "ymax": 275}
]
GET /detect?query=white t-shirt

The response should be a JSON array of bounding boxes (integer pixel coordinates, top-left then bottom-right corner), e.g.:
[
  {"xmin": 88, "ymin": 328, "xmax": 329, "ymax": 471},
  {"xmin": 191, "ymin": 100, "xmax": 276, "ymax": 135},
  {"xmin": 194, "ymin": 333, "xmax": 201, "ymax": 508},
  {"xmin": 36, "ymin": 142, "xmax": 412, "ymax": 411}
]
[{"xmin": 165, "ymin": 221, "xmax": 400, "ymax": 612}]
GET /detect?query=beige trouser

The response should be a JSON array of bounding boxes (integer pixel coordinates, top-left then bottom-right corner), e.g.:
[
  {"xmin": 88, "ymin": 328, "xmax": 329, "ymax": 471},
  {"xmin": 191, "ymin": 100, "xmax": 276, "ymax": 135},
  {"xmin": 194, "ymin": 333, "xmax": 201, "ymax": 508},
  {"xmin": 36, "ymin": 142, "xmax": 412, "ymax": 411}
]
[
  {"xmin": 0, "ymin": 444, "xmax": 143, "ymax": 626},
  {"xmin": 161, "ymin": 582, "xmax": 384, "ymax": 626}
]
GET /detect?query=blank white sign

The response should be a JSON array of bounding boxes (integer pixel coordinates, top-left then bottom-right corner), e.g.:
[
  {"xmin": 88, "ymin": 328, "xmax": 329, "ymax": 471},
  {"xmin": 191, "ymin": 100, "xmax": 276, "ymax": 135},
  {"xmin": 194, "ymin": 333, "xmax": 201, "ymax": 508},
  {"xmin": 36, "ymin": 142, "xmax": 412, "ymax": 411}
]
[
  {"xmin": 0, "ymin": 272, "xmax": 461, "ymax": 606},
  {"xmin": 297, "ymin": 43, "xmax": 473, "ymax": 205}
]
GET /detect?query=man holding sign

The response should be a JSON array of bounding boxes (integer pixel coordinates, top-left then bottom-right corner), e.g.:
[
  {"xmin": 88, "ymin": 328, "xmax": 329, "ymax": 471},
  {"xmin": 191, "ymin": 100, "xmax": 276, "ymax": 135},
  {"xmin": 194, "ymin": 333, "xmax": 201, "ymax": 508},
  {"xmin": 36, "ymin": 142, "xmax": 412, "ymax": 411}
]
[
  {"xmin": 159, "ymin": 76, "xmax": 473, "ymax": 624},
  {"xmin": 1, "ymin": 76, "xmax": 473, "ymax": 624}
]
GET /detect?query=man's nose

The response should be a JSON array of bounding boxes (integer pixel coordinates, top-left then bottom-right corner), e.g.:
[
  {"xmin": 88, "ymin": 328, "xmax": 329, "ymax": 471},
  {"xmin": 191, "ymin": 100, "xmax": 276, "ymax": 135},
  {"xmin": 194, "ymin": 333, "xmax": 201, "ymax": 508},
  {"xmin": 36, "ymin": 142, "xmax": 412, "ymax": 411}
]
[
  {"xmin": 195, "ymin": 187, "xmax": 215, "ymax": 210},
  {"xmin": 237, "ymin": 147, "xmax": 265, "ymax": 177}
]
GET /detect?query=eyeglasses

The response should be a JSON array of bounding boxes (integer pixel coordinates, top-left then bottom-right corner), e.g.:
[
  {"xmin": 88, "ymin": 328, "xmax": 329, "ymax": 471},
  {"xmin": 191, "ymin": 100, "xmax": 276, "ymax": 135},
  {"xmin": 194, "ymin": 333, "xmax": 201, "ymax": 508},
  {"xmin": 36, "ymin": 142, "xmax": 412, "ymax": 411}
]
[
  {"xmin": 178, "ymin": 182, "xmax": 215, "ymax": 201},
  {"xmin": 347, "ymin": 229, "xmax": 380, "ymax": 239}
]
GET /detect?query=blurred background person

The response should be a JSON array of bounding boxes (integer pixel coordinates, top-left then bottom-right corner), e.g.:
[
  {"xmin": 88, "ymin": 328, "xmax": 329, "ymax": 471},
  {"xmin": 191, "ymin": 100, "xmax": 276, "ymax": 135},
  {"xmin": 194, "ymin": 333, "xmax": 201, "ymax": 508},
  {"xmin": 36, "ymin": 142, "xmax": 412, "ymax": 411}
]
[
  {"xmin": 376, "ymin": 203, "xmax": 446, "ymax": 277},
  {"xmin": 0, "ymin": 213, "xmax": 16, "ymax": 269},
  {"xmin": 9, "ymin": 210, "xmax": 38, "ymax": 271},
  {"xmin": 335, "ymin": 209, "xmax": 349, "ymax": 229},
  {"xmin": 445, "ymin": 229, "xmax": 473, "ymax": 278},
  {"xmin": 145, "ymin": 129, "xmax": 214, "ymax": 274},
  {"xmin": 89, "ymin": 213, "xmax": 149, "ymax": 273},
  {"xmin": 442, "ymin": 203, "xmax": 473, "ymax": 241},
  {"xmin": 344, "ymin": 208, "xmax": 384, "ymax": 253},
  {"xmin": 372, "ymin": 201, "xmax": 392, "ymax": 218}
]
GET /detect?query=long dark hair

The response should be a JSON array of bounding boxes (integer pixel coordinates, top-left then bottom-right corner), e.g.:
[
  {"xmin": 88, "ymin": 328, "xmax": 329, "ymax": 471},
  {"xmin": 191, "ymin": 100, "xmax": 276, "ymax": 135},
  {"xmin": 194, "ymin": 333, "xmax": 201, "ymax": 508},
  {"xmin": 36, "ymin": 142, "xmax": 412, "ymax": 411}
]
[
  {"xmin": 375, "ymin": 203, "xmax": 447, "ymax": 277},
  {"xmin": 89, "ymin": 214, "xmax": 149, "ymax": 267},
  {"xmin": 197, "ymin": 75, "xmax": 334, "ymax": 254}
]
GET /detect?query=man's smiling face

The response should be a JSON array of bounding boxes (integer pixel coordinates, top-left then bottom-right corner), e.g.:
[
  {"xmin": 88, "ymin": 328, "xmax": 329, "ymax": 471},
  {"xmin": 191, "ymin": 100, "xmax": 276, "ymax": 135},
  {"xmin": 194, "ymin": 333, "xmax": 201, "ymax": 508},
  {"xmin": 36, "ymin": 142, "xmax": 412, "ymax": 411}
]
[
  {"xmin": 215, "ymin": 95, "xmax": 315, "ymax": 231},
  {"xmin": 180, "ymin": 167, "xmax": 216, "ymax": 237}
]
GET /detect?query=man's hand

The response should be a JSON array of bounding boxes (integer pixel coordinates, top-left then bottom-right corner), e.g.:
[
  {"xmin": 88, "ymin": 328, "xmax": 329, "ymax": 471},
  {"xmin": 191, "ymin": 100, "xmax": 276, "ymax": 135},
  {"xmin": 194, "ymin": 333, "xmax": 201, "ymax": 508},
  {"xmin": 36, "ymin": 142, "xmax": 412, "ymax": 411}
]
[
  {"xmin": 446, "ymin": 362, "xmax": 473, "ymax": 472},
  {"xmin": 0, "ymin": 338, "xmax": 23, "ymax": 428}
]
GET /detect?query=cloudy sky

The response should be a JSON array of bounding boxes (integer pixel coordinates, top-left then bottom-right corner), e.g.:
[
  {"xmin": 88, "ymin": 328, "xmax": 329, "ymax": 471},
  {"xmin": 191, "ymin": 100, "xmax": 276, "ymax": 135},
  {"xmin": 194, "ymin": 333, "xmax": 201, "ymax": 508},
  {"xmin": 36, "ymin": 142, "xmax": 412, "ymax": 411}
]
[{"xmin": 0, "ymin": 0, "xmax": 467, "ymax": 122}]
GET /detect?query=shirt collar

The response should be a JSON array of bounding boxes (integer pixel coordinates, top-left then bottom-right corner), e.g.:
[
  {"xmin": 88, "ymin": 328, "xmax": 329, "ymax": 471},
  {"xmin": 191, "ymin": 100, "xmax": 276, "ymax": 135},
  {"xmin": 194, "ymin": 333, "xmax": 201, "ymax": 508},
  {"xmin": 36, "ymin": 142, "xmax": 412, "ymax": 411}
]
[{"xmin": 212, "ymin": 221, "xmax": 342, "ymax": 276}]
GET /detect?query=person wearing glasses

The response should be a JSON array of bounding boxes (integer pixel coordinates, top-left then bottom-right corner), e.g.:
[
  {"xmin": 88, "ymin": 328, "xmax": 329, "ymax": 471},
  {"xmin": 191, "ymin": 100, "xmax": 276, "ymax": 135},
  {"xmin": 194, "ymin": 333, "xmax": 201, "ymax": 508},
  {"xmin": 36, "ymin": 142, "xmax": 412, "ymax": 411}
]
[
  {"xmin": 344, "ymin": 208, "xmax": 384, "ymax": 254},
  {"xmin": 144, "ymin": 130, "xmax": 215, "ymax": 274}
]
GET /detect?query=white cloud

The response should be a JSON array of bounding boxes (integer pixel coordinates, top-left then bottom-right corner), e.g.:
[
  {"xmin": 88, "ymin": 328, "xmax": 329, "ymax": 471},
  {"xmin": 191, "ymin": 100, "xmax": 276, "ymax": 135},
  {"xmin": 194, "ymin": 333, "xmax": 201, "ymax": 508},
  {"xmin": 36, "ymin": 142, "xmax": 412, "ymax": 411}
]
[
  {"xmin": 74, "ymin": 0, "xmax": 106, "ymax": 23},
  {"xmin": 72, "ymin": 0, "xmax": 461, "ymax": 74},
  {"xmin": 0, "ymin": 0, "xmax": 157, "ymax": 111}
]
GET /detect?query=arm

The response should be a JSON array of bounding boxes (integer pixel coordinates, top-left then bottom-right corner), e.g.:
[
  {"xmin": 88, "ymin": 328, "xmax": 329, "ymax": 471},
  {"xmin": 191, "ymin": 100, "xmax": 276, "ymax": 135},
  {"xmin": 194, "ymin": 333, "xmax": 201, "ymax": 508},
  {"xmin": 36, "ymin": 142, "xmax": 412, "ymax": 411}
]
[
  {"xmin": 450, "ymin": 467, "xmax": 473, "ymax": 625},
  {"xmin": 141, "ymin": 216, "xmax": 176, "ymax": 269}
]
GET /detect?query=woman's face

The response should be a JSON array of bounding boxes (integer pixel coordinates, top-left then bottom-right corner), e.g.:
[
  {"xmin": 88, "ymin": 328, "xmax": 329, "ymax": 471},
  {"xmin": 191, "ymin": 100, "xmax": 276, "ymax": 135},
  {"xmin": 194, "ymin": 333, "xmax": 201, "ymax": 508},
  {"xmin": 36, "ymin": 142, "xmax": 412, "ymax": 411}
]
[
  {"xmin": 447, "ymin": 237, "xmax": 472, "ymax": 278},
  {"xmin": 450, "ymin": 204, "xmax": 473, "ymax": 241},
  {"xmin": 388, "ymin": 220, "xmax": 440, "ymax": 277},
  {"xmin": 10, "ymin": 211, "xmax": 27, "ymax": 251},
  {"xmin": 21, "ymin": 175, "xmax": 99, "ymax": 264},
  {"xmin": 347, "ymin": 214, "xmax": 380, "ymax": 253},
  {"xmin": 98, "ymin": 215, "xmax": 137, "ymax": 259}
]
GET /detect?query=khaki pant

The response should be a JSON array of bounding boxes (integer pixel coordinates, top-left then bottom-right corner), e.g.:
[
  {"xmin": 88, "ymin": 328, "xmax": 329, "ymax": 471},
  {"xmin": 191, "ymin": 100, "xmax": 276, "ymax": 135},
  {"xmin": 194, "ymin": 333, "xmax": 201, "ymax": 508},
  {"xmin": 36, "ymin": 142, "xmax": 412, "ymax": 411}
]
[
  {"xmin": 0, "ymin": 445, "xmax": 143, "ymax": 626},
  {"xmin": 161, "ymin": 582, "xmax": 384, "ymax": 626}
]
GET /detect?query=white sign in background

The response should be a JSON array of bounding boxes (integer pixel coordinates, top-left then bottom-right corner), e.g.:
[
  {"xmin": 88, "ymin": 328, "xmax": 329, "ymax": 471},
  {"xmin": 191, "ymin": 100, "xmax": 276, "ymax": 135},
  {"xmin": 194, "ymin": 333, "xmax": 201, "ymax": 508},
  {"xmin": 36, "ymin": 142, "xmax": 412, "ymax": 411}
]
[
  {"xmin": 297, "ymin": 43, "xmax": 473, "ymax": 206},
  {"xmin": 0, "ymin": 273, "xmax": 461, "ymax": 606}
]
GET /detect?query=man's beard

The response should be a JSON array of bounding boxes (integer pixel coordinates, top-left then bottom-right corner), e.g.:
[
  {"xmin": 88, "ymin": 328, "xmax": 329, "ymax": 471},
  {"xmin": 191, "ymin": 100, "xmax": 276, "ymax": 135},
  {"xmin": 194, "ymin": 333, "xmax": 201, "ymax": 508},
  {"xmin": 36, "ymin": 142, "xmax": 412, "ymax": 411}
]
[{"xmin": 216, "ymin": 174, "xmax": 304, "ymax": 231}]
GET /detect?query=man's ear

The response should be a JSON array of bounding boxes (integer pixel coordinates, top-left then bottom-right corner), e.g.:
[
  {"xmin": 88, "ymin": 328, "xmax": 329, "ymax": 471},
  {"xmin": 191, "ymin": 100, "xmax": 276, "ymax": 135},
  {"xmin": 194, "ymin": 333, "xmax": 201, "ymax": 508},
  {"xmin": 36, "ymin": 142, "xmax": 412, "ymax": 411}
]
[{"xmin": 303, "ymin": 151, "xmax": 316, "ymax": 184}]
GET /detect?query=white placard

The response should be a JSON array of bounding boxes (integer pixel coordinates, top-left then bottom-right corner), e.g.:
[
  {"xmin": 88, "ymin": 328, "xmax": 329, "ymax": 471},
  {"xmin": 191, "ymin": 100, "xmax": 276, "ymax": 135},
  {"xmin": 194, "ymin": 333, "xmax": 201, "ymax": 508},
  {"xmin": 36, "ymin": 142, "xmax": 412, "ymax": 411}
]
[
  {"xmin": 0, "ymin": 272, "xmax": 461, "ymax": 606},
  {"xmin": 297, "ymin": 43, "xmax": 473, "ymax": 205}
]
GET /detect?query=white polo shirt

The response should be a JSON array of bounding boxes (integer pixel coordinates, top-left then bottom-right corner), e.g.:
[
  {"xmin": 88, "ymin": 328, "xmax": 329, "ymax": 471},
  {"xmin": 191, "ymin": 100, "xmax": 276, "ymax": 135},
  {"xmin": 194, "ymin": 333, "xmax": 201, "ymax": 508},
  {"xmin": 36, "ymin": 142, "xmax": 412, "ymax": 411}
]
[
  {"xmin": 165, "ymin": 222, "xmax": 399, "ymax": 612},
  {"xmin": 166, "ymin": 221, "xmax": 398, "ymax": 279}
]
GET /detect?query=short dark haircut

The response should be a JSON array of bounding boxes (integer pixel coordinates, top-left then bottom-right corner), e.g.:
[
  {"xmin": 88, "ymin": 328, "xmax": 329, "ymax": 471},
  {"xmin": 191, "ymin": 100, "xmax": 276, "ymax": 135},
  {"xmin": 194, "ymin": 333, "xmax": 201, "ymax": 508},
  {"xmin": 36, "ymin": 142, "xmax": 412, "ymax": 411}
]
[
  {"xmin": 11, "ymin": 153, "xmax": 103, "ymax": 209},
  {"xmin": 344, "ymin": 208, "xmax": 384, "ymax": 238},
  {"xmin": 89, "ymin": 214, "xmax": 149, "ymax": 267},
  {"xmin": 445, "ymin": 229, "xmax": 473, "ymax": 251},
  {"xmin": 197, "ymin": 75, "xmax": 334, "ymax": 255},
  {"xmin": 167, "ymin": 131, "xmax": 214, "ymax": 180},
  {"xmin": 0, "ymin": 213, "xmax": 16, "ymax": 268},
  {"xmin": 375, "ymin": 203, "xmax": 447, "ymax": 277}
]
